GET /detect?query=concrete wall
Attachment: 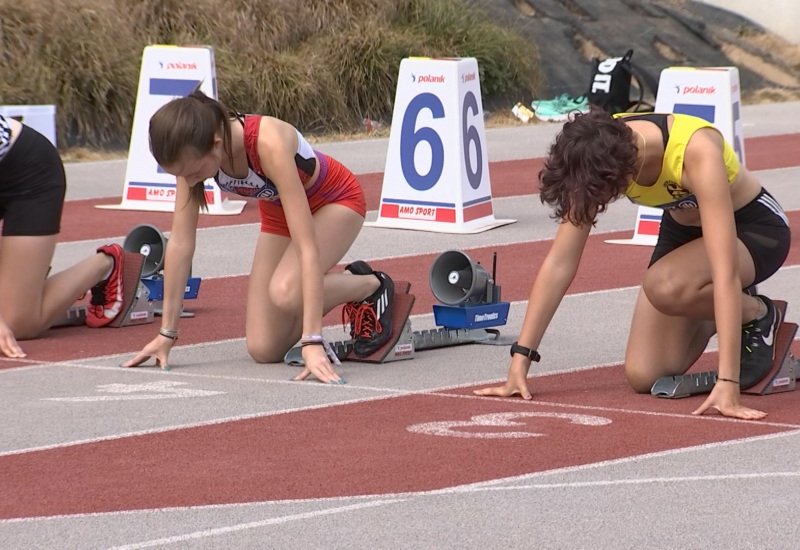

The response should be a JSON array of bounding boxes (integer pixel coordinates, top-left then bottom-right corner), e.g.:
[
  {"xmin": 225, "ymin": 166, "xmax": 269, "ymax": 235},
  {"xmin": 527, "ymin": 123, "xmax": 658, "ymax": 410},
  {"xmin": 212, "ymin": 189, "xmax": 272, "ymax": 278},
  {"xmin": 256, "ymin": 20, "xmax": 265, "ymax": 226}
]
[{"xmin": 697, "ymin": 0, "xmax": 800, "ymax": 44}]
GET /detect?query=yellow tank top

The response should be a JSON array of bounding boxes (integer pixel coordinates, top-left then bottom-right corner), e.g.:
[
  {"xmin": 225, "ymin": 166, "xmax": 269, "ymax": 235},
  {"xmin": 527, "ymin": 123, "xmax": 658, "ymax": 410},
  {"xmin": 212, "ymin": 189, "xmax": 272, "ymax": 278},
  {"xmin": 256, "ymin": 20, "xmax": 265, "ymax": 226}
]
[{"xmin": 614, "ymin": 113, "xmax": 740, "ymax": 210}]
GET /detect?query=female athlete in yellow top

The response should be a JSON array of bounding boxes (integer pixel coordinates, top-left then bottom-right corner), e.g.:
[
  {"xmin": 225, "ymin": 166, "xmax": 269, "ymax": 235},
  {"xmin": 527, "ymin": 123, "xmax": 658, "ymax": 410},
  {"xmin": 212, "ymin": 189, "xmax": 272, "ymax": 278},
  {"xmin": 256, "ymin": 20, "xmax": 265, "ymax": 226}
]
[{"xmin": 477, "ymin": 108, "xmax": 790, "ymax": 420}]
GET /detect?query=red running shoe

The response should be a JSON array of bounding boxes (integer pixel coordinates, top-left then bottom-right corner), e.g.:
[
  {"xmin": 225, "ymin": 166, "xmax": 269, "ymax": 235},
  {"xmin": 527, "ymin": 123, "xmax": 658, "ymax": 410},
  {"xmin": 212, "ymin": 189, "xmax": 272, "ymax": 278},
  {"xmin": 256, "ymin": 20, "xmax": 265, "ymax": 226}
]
[{"xmin": 86, "ymin": 244, "xmax": 145, "ymax": 328}]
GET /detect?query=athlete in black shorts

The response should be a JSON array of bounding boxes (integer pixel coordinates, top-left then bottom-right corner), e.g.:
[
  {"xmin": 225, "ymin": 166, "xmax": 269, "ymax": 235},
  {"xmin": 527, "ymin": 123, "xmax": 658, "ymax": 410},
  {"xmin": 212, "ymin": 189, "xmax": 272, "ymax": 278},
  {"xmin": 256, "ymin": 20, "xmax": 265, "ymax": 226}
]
[
  {"xmin": 0, "ymin": 114, "xmax": 141, "ymax": 357},
  {"xmin": 477, "ymin": 108, "xmax": 790, "ymax": 420}
]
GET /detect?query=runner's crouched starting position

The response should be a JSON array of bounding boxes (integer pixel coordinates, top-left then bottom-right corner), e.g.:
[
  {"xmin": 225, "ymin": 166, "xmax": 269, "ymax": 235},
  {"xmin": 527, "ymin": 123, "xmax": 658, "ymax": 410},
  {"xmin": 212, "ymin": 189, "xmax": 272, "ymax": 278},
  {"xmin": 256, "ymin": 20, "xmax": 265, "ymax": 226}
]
[
  {"xmin": 0, "ymin": 113, "xmax": 143, "ymax": 358},
  {"xmin": 122, "ymin": 90, "xmax": 395, "ymax": 383},
  {"xmin": 476, "ymin": 108, "xmax": 790, "ymax": 420}
]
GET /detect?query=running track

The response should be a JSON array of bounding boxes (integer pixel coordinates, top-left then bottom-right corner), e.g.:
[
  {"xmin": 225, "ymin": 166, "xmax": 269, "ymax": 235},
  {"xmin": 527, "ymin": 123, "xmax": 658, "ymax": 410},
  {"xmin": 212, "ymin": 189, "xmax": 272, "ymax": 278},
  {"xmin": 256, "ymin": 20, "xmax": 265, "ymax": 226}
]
[{"xmin": 1, "ymin": 122, "xmax": 799, "ymax": 549}]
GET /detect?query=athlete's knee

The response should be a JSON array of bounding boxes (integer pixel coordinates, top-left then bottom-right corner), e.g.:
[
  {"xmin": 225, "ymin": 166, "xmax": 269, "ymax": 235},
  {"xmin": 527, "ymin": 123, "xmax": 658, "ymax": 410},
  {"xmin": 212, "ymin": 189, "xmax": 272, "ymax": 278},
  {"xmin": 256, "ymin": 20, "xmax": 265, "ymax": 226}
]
[
  {"xmin": 246, "ymin": 337, "xmax": 288, "ymax": 364},
  {"xmin": 642, "ymin": 268, "xmax": 692, "ymax": 316},
  {"xmin": 268, "ymin": 275, "xmax": 302, "ymax": 313},
  {"xmin": 624, "ymin": 362, "xmax": 657, "ymax": 394}
]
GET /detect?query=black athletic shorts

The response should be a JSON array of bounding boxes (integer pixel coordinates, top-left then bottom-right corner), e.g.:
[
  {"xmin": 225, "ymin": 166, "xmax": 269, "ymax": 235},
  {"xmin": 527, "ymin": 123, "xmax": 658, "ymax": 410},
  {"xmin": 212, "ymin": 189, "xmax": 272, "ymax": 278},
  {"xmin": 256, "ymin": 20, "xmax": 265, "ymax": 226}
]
[
  {"xmin": 649, "ymin": 188, "xmax": 791, "ymax": 285},
  {"xmin": 0, "ymin": 124, "xmax": 66, "ymax": 236}
]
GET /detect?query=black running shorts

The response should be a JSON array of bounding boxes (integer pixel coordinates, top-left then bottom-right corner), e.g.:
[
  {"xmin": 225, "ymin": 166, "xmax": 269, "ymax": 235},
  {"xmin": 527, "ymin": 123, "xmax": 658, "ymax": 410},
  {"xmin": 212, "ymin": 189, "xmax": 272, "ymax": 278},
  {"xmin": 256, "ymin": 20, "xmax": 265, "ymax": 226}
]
[
  {"xmin": 0, "ymin": 124, "xmax": 66, "ymax": 236},
  {"xmin": 649, "ymin": 188, "xmax": 791, "ymax": 285}
]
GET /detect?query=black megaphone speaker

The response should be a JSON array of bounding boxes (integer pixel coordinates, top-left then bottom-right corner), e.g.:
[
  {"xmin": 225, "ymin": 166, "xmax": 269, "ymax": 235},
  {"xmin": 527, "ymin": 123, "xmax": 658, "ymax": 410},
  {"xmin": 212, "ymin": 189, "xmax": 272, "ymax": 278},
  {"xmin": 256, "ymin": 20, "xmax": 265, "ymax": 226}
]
[
  {"xmin": 123, "ymin": 224, "xmax": 167, "ymax": 278},
  {"xmin": 429, "ymin": 250, "xmax": 491, "ymax": 306}
]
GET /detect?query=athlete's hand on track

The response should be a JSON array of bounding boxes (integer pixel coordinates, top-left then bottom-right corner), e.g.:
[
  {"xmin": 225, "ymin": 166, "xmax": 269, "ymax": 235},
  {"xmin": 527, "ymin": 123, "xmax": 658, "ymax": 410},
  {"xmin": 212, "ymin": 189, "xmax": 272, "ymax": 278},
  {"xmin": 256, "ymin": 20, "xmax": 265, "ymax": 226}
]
[
  {"xmin": 121, "ymin": 335, "xmax": 175, "ymax": 371},
  {"xmin": 692, "ymin": 380, "xmax": 767, "ymax": 420},
  {"xmin": 294, "ymin": 344, "xmax": 343, "ymax": 384},
  {"xmin": 473, "ymin": 364, "xmax": 533, "ymax": 400},
  {"xmin": 0, "ymin": 321, "xmax": 26, "ymax": 358}
]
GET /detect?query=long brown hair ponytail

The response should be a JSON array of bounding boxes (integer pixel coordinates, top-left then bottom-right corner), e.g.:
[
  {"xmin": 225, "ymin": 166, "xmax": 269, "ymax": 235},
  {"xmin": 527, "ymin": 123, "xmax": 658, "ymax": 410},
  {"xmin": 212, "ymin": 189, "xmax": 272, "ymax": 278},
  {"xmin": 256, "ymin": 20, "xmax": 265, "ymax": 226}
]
[{"xmin": 149, "ymin": 87, "xmax": 237, "ymax": 211}]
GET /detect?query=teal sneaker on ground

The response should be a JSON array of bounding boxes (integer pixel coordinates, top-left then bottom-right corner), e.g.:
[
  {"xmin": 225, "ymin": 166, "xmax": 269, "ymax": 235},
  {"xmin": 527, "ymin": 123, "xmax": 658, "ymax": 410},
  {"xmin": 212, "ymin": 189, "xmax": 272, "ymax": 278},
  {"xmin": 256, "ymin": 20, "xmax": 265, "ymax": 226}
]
[
  {"xmin": 534, "ymin": 95, "xmax": 591, "ymax": 122},
  {"xmin": 566, "ymin": 95, "xmax": 591, "ymax": 113},
  {"xmin": 531, "ymin": 93, "xmax": 569, "ymax": 110}
]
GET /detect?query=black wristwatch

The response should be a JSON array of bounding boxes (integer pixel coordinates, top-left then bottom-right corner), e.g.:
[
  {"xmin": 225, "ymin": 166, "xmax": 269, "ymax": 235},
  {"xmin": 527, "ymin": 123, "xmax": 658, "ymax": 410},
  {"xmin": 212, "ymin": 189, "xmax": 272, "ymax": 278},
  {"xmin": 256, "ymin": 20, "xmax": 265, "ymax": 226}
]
[{"xmin": 510, "ymin": 342, "xmax": 540, "ymax": 362}]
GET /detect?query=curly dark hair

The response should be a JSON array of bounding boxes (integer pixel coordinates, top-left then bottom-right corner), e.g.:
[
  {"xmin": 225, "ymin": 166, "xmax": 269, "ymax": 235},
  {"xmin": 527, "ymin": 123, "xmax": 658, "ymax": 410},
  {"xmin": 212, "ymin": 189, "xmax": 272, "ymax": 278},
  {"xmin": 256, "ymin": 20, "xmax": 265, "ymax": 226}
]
[{"xmin": 539, "ymin": 107, "xmax": 639, "ymax": 227}]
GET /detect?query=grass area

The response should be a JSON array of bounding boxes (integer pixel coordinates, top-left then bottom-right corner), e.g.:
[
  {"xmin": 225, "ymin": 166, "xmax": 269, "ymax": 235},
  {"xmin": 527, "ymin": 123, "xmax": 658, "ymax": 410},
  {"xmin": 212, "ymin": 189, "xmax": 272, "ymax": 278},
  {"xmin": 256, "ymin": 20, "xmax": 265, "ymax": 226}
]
[
  {"xmin": 0, "ymin": 0, "xmax": 543, "ymax": 151},
  {"xmin": 58, "ymin": 105, "xmax": 544, "ymax": 162}
]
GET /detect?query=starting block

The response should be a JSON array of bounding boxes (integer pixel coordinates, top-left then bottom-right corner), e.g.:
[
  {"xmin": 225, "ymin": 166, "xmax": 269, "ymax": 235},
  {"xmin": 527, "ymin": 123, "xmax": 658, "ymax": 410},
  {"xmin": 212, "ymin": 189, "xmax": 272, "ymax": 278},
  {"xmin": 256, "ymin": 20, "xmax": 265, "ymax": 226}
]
[
  {"xmin": 52, "ymin": 252, "xmax": 155, "ymax": 329},
  {"xmin": 652, "ymin": 301, "xmax": 798, "ymax": 398},
  {"xmin": 284, "ymin": 281, "xmax": 507, "ymax": 366},
  {"xmin": 742, "ymin": 320, "xmax": 797, "ymax": 395},
  {"xmin": 52, "ymin": 281, "xmax": 155, "ymax": 329}
]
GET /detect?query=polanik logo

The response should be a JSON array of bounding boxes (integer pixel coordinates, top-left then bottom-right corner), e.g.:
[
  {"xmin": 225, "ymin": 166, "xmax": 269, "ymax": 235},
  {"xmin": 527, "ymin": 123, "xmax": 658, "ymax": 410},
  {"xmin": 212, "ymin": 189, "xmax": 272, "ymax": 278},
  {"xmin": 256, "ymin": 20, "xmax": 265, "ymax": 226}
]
[
  {"xmin": 415, "ymin": 74, "xmax": 445, "ymax": 84},
  {"xmin": 681, "ymin": 85, "xmax": 716, "ymax": 95},
  {"xmin": 158, "ymin": 61, "xmax": 198, "ymax": 71}
]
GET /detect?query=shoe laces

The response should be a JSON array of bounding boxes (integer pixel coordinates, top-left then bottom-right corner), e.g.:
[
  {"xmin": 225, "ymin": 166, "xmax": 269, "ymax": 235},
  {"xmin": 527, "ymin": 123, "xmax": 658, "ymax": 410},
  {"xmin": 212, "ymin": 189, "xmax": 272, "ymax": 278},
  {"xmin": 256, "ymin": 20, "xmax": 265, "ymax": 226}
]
[
  {"xmin": 349, "ymin": 302, "xmax": 384, "ymax": 340},
  {"xmin": 742, "ymin": 323, "xmax": 762, "ymax": 352},
  {"xmin": 341, "ymin": 302, "xmax": 360, "ymax": 335},
  {"xmin": 89, "ymin": 273, "xmax": 118, "ymax": 314}
]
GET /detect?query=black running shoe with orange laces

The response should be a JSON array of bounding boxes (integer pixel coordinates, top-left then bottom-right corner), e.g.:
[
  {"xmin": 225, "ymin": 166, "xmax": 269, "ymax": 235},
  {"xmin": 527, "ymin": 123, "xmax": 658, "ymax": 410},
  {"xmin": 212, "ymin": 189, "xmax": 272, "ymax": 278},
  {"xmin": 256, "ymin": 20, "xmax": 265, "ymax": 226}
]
[
  {"xmin": 351, "ymin": 271, "xmax": 394, "ymax": 357},
  {"xmin": 341, "ymin": 260, "xmax": 374, "ymax": 341}
]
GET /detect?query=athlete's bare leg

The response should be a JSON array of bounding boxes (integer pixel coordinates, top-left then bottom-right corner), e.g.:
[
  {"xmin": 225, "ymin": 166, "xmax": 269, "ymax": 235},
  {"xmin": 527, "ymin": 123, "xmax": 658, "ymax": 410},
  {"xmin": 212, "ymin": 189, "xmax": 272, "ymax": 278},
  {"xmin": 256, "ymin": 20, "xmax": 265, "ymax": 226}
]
[
  {"xmin": 0, "ymin": 235, "xmax": 111, "ymax": 339},
  {"xmin": 625, "ymin": 237, "xmax": 760, "ymax": 392},
  {"xmin": 244, "ymin": 204, "xmax": 379, "ymax": 363}
]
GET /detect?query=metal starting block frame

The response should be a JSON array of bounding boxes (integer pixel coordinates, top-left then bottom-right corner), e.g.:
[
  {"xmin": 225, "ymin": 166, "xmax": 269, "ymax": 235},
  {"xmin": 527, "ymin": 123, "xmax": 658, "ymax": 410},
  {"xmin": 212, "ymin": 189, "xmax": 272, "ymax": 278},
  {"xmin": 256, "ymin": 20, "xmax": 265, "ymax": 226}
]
[
  {"xmin": 652, "ymin": 306, "xmax": 798, "ymax": 399},
  {"xmin": 283, "ymin": 322, "xmax": 505, "ymax": 366},
  {"xmin": 52, "ymin": 282, "xmax": 156, "ymax": 329},
  {"xmin": 284, "ymin": 280, "xmax": 510, "ymax": 366}
]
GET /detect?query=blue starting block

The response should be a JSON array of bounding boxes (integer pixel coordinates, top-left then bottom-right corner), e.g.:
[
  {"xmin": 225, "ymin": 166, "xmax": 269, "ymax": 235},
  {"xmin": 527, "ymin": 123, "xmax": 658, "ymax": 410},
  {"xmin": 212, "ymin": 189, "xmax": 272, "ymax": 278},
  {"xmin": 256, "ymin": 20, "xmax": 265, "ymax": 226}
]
[
  {"xmin": 432, "ymin": 302, "xmax": 510, "ymax": 330},
  {"xmin": 141, "ymin": 276, "xmax": 202, "ymax": 318},
  {"xmin": 141, "ymin": 276, "xmax": 202, "ymax": 301}
]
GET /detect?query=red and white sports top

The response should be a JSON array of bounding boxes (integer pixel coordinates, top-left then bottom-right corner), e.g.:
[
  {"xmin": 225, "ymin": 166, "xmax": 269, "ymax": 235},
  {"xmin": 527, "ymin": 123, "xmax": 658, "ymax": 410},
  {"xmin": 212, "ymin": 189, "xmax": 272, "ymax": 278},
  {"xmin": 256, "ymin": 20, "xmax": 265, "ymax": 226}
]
[{"xmin": 214, "ymin": 115, "xmax": 317, "ymax": 200}]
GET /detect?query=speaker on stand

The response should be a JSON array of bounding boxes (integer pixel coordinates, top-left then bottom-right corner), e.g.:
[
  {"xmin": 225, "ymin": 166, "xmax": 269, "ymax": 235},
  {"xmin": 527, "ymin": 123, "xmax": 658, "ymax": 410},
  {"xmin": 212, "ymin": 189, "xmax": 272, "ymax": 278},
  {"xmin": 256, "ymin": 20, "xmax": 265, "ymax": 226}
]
[
  {"xmin": 122, "ymin": 224, "xmax": 202, "ymax": 318},
  {"xmin": 122, "ymin": 224, "xmax": 166, "ymax": 278},
  {"xmin": 428, "ymin": 250, "xmax": 509, "ymax": 329}
]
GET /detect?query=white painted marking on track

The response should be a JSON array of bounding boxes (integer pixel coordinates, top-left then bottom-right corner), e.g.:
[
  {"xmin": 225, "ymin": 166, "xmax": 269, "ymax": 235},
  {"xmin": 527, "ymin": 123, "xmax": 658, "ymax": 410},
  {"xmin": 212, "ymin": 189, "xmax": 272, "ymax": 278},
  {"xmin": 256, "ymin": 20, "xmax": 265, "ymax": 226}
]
[
  {"xmin": 42, "ymin": 381, "xmax": 224, "ymax": 402},
  {"xmin": 106, "ymin": 499, "xmax": 405, "ymax": 550},
  {"xmin": 452, "ymin": 429, "xmax": 800, "ymax": 491},
  {"xmin": 3, "ymin": 430, "xmax": 798, "ymax": 525},
  {"xmin": 3, "ymin": 355, "xmax": 799, "ymax": 457},
  {"xmin": 472, "ymin": 471, "xmax": 800, "ymax": 491},
  {"xmin": 105, "ymin": 473, "xmax": 800, "ymax": 547},
  {"xmin": 407, "ymin": 411, "xmax": 611, "ymax": 438},
  {"xmin": 429, "ymin": 391, "xmax": 800, "ymax": 429}
]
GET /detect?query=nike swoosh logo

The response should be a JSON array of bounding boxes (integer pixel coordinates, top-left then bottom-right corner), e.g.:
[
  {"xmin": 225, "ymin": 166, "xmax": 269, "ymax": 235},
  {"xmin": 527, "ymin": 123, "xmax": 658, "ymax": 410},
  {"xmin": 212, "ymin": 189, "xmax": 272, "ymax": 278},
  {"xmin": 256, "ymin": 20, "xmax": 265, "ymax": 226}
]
[{"xmin": 762, "ymin": 309, "xmax": 778, "ymax": 347}]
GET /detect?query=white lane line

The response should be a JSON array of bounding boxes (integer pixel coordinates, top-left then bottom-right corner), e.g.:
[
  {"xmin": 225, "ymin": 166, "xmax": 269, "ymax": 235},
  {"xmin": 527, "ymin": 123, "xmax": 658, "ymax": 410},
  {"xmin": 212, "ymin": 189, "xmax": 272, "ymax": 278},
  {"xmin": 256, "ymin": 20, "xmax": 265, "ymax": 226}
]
[
  {"xmin": 3, "ymin": 430, "xmax": 798, "ymax": 526},
  {"xmin": 109, "ymin": 471, "xmax": 800, "ymax": 547},
  {"xmin": 472, "ymin": 471, "xmax": 800, "ymax": 492},
  {"xmin": 5, "ymin": 289, "xmax": 628, "ymax": 373},
  {"xmin": 425, "ymin": 391, "xmax": 800, "ymax": 429},
  {"xmin": 450, "ymin": 428, "xmax": 800, "ymax": 490},
  {"xmin": 4, "ymin": 261, "xmax": 798, "ymax": 375},
  {"xmin": 3, "ymin": 351, "xmax": 799, "ymax": 456},
  {"xmin": 105, "ymin": 499, "xmax": 405, "ymax": 550},
  {"xmin": 0, "ymin": 359, "xmax": 672, "ymax": 456},
  {"xmin": 3, "ymin": 261, "xmax": 798, "ymax": 373},
  {"xmin": 0, "ymin": 390, "xmax": 404, "ymax": 457}
]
